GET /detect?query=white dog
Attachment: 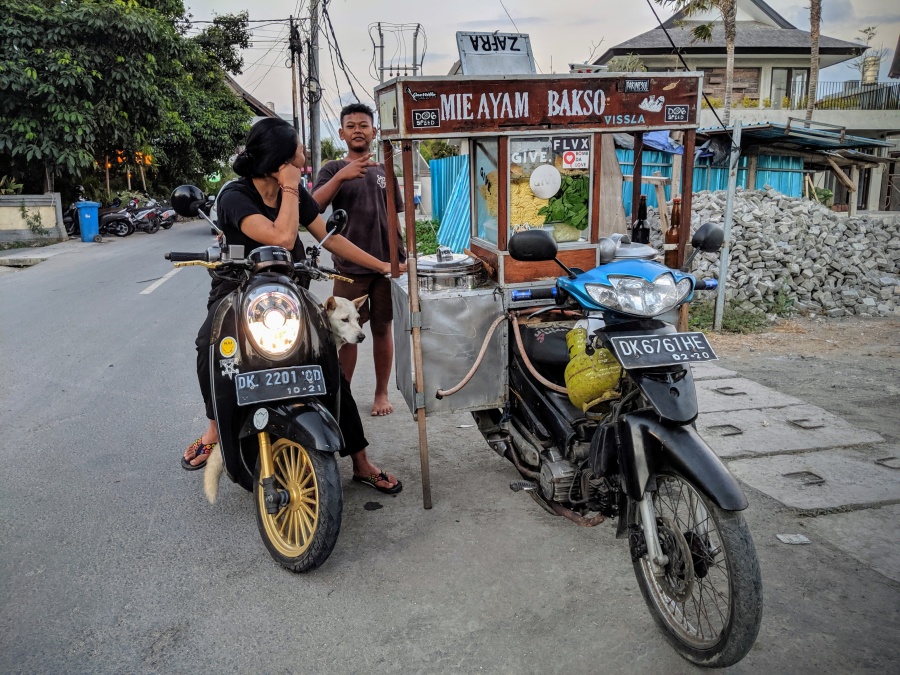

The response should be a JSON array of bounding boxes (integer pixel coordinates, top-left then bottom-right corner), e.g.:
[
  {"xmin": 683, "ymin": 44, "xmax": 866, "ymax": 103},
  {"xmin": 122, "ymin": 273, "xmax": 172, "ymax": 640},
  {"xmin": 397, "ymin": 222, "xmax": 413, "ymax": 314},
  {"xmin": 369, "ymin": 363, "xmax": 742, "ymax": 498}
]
[{"xmin": 203, "ymin": 294, "xmax": 368, "ymax": 503}]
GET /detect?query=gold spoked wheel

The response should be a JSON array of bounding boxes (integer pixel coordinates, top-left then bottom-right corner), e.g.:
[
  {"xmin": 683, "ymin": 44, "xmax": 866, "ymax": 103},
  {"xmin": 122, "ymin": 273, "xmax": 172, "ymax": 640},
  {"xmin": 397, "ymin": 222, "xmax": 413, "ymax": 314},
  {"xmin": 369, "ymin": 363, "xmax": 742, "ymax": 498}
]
[
  {"xmin": 258, "ymin": 439, "xmax": 320, "ymax": 557},
  {"xmin": 253, "ymin": 436, "xmax": 343, "ymax": 573}
]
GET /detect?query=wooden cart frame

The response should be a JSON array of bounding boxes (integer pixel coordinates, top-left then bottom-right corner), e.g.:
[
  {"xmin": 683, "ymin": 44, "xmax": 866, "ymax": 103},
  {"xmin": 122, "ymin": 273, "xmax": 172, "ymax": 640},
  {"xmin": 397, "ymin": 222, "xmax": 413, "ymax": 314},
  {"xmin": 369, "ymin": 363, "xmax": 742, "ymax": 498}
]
[{"xmin": 375, "ymin": 72, "xmax": 705, "ymax": 508}]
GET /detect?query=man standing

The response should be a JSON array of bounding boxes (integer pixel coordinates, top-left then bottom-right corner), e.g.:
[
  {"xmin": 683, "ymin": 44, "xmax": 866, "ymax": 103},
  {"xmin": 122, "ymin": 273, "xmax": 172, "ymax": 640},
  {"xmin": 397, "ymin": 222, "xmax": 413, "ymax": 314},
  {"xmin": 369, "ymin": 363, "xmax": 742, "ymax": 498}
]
[{"xmin": 313, "ymin": 103, "xmax": 405, "ymax": 416}]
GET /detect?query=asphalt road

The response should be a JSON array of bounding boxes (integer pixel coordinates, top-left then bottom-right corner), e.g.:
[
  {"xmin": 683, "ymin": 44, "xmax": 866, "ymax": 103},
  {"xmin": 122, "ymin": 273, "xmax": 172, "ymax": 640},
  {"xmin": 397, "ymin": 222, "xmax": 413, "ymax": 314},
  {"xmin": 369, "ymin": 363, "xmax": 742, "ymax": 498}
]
[{"xmin": 1, "ymin": 222, "xmax": 898, "ymax": 673}]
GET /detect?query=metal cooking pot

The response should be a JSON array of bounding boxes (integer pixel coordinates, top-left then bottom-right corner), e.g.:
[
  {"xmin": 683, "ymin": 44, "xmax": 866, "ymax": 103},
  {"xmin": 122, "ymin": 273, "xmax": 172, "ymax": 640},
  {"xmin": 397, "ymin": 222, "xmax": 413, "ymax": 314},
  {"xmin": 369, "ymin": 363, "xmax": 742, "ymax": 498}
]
[{"xmin": 416, "ymin": 246, "xmax": 484, "ymax": 292}]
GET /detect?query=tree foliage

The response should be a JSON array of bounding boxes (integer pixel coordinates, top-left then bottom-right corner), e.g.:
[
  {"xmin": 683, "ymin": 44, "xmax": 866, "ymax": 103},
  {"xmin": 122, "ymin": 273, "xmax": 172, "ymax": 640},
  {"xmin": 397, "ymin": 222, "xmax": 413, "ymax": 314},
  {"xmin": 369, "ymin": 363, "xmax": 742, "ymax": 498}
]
[
  {"xmin": 321, "ymin": 138, "xmax": 346, "ymax": 161},
  {"xmin": 419, "ymin": 139, "xmax": 459, "ymax": 162},
  {"xmin": 656, "ymin": 0, "xmax": 737, "ymax": 124},
  {"xmin": 0, "ymin": 0, "xmax": 252, "ymax": 197}
]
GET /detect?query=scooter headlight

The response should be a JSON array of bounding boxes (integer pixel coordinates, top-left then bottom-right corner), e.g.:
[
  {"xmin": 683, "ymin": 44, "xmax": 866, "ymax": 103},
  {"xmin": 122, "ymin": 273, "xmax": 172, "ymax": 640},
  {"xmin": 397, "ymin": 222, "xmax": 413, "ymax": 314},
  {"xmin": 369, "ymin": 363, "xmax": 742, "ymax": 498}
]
[
  {"xmin": 244, "ymin": 285, "xmax": 302, "ymax": 358},
  {"xmin": 586, "ymin": 273, "xmax": 692, "ymax": 317}
]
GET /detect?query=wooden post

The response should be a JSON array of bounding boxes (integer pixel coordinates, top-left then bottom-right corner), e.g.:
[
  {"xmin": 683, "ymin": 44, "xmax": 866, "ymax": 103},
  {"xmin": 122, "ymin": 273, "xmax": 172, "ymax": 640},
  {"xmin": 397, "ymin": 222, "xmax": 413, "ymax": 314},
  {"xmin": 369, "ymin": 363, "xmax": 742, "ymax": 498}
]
[
  {"xmin": 497, "ymin": 136, "xmax": 509, "ymax": 251},
  {"xmin": 383, "ymin": 139, "xmax": 432, "ymax": 509},
  {"xmin": 677, "ymin": 130, "xmax": 696, "ymax": 332},
  {"xmin": 631, "ymin": 133, "xmax": 644, "ymax": 228},
  {"xmin": 403, "ymin": 141, "xmax": 432, "ymax": 510},
  {"xmin": 849, "ymin": 166, "xmax": 860, "ymax": 217},
  {"xmin": 678, "ymin": 130, "xmax": 696, "ymax": 269},
  {"xmin": 589, "ymin": 132, "xmax": 603, "ymax": 243},
  {"xmin": 652, "ymin": 170, "xmax": 668, "ymax": 232},
  {"xmin": 383, "ymin": 141, "xmax": 401, "ymax": 278},
  {"xmin": 747, "ymin": 154, "xmax": 758, "ymax": 191},
  {"xmin": 671, "ymin": 148, "xmax": 682, "ymax": 195}
]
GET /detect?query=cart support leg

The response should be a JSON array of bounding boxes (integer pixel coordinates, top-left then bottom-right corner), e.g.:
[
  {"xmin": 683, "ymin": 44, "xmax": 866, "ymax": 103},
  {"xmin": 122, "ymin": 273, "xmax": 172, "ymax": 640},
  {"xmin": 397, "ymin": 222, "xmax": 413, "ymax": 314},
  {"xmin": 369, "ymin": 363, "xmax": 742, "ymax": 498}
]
[{"xmin": 401, "ymin": 142, "xmax": 432, "ymax": 509}]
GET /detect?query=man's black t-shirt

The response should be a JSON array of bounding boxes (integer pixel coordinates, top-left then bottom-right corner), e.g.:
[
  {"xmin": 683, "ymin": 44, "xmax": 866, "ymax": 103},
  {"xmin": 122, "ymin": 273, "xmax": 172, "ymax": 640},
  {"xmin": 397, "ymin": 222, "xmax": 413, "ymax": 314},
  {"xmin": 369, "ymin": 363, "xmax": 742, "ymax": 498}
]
[{"xmin": 210, "ymin": 177, "xmax": 320, "ymax": 304}]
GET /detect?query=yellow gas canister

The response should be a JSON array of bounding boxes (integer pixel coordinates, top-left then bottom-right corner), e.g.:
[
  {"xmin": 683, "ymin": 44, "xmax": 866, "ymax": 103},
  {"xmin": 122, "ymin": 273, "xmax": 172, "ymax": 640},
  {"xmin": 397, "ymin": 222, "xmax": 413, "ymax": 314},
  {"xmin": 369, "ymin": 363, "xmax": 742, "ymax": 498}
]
[{"xmin": 564, "ymin": 328, "xmax": 622, "ymax": 411}]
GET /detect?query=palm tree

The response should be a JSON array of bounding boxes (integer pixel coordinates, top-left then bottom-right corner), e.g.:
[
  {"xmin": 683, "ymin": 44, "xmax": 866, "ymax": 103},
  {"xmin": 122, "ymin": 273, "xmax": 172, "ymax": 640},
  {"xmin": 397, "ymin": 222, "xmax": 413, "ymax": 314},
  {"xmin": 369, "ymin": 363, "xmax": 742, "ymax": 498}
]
[
  {"xmin": 805, "ymin": 0, "xmax": 821, "ymax": 121},
  {"xmin": 656, "ymin": 0, "xmax": 737, "ymax": 125}
]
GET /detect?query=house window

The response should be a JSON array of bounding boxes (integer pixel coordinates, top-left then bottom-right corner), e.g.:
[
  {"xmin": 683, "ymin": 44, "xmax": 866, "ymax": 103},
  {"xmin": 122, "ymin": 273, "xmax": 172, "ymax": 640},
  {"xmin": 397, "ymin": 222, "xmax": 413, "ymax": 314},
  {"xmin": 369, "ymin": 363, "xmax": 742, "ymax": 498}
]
[
  {"xmin": 700, "ymin": 67, "xmax": 760, "ymax": 104},
  {"xmin": 771, "ymin": 68, "xmax": 809, "ymax": 108}
]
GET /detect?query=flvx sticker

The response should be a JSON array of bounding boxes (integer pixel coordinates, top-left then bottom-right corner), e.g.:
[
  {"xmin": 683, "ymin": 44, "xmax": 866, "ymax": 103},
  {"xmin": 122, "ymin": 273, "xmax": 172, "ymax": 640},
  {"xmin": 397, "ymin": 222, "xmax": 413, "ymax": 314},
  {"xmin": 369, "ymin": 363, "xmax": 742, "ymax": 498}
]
[
  {"xmin": 412, "ymin": 109, "xmax": 440, "ymax": 129},
  {"xmin": 665, "ymin": 105, "xmax": 690, "ymax": 123}
]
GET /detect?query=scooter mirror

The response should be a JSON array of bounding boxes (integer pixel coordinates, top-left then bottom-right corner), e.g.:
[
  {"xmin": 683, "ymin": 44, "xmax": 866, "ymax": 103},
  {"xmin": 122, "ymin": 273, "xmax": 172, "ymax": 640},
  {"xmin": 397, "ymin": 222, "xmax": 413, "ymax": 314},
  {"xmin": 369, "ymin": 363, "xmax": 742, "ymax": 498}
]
[
  {"xmin": 692, "ymin": 222, "xmax": 725, "ymax": 253},
  {"xmin": 326, "ymin": 209, "xmax": 348, "ymax": 237},
  {"xmin": 170, "ymin": 185, "xmax": 206, "ymax": 218},
  {"xmin": 508, "ymin": 229, "xmax": 557, "ymax": 262}
]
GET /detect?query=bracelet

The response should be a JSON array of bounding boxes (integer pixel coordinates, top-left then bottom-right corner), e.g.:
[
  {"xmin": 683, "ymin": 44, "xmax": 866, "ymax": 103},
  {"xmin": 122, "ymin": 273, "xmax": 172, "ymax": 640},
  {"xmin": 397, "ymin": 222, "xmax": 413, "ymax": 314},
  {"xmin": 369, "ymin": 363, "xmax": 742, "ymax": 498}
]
[{"xmin": 280, "ymin": 184, "xmax": 300, "ymax": 198}]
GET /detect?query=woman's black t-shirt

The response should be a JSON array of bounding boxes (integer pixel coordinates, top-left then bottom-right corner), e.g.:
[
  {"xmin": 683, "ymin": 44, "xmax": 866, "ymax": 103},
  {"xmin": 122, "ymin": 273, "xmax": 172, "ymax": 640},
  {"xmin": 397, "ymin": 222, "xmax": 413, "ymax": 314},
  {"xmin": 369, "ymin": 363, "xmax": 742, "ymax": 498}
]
[{"xmin": 210, "ymin": 177, "xmax": 321, "ymax": 305}]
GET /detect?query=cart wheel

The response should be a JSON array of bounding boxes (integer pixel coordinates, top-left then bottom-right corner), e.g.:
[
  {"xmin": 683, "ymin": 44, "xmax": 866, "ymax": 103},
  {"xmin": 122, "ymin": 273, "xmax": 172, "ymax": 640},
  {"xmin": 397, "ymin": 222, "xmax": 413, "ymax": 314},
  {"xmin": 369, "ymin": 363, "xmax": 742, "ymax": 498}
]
[{"xmin": 93, "ymin": 235, "xmax": 103, "ymax": 243}]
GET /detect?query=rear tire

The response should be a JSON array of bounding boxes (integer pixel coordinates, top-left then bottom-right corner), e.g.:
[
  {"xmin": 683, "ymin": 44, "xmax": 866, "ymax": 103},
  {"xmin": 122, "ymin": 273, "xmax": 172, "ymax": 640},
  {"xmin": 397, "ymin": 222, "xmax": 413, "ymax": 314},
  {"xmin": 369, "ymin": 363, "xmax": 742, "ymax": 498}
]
[
  {"xmin": 253, "ymin": 438, "xmax": 342, "ymax": 573},
  {"xmin": 631, "ymin": 470, "xmax": 762, "ymax": 668},
  {"xmin": 113, "ymin": 220, "xmax": 131, "ymax": 237}
]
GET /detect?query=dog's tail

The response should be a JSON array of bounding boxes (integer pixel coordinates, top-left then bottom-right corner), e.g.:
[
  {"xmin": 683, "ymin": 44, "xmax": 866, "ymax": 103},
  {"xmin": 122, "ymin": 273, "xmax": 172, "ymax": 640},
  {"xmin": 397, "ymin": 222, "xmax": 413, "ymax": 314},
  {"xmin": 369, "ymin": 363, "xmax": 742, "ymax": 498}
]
[{"xmin": 203, "ymin": 444, "xmax": 224, "ymax": 504}]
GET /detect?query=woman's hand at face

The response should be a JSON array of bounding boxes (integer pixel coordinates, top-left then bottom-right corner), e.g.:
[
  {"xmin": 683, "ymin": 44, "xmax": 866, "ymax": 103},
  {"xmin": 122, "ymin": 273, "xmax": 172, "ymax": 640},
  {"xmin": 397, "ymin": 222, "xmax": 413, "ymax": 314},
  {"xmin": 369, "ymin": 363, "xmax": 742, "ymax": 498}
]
[{"xmin": 275, "ymin": 162, "xmax": 304, "ymax": 188}]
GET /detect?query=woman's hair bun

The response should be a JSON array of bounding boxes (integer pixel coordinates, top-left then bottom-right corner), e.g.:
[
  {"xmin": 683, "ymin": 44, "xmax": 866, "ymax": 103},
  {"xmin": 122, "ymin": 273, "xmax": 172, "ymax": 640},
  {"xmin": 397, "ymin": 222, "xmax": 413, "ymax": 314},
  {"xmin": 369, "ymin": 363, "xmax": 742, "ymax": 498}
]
[{"xmin": 232, "ymin": 149, "xmax": 255, "ymax": 177}]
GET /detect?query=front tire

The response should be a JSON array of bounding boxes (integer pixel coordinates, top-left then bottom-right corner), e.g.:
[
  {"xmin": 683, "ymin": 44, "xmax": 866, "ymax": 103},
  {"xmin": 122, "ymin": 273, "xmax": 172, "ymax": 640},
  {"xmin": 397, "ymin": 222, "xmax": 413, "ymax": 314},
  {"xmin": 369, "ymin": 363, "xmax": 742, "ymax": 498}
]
[
  {"xmin": 253, "ymin": 438, "xmax": 342, "ymax": 573},
  {"xmin": 631, "ymin": 470, "xmax": 762, "ymax": 668}
]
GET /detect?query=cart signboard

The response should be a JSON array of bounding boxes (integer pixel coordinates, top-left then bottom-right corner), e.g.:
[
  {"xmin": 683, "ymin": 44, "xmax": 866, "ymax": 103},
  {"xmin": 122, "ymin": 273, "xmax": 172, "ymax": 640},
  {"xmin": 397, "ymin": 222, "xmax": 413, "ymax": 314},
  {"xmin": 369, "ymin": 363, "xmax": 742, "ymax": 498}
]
[{"xmin": 376, "ymin": 74, "xmax": 701, "ymax": 139}]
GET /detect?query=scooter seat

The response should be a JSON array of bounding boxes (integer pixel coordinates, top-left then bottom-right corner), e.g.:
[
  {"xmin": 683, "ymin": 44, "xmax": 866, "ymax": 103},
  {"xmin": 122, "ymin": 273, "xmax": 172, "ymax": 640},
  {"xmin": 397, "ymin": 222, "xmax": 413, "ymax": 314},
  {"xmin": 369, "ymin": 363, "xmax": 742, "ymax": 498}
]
[{"xmin": 515, "ymin": 321, "xmax": 574, "ymax": 368}]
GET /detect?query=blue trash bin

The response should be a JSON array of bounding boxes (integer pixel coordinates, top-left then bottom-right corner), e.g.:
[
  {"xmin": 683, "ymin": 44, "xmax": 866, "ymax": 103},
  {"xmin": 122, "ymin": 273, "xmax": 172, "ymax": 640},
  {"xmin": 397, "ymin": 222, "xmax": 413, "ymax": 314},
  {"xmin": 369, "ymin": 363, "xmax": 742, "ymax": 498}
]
[{"xmin": 76, "ymin": 201, "xmax": 101, "ymax": 242}]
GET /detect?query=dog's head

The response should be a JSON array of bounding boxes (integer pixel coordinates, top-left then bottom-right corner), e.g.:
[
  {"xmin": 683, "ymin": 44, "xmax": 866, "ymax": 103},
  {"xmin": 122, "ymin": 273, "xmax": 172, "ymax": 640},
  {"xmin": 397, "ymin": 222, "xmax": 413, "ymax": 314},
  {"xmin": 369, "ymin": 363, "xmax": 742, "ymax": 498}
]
[{"xmin": 324, "ymin": 295, "xmax": 367, "ymax": 349}]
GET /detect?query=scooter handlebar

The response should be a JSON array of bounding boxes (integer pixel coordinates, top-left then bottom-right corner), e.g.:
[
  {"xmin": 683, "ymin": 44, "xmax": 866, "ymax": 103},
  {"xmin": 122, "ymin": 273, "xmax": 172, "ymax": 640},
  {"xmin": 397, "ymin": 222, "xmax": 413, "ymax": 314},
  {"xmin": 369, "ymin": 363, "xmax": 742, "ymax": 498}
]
[
  {"xmin": 165, "ymin": 251, "xmax": 209, "ymax": 262},
  {"xmin": 694, "ymin": 278, "xmax": 718, "ymax": 291}
]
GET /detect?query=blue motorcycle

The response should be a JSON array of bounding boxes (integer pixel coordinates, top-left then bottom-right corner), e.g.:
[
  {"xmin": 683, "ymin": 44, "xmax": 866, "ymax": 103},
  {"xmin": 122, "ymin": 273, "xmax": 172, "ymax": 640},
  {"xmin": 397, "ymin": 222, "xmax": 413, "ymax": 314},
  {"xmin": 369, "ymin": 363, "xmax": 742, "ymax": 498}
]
[{"xmin": 472, "ymin": 224, "xmax": 762, "ymax": 668}]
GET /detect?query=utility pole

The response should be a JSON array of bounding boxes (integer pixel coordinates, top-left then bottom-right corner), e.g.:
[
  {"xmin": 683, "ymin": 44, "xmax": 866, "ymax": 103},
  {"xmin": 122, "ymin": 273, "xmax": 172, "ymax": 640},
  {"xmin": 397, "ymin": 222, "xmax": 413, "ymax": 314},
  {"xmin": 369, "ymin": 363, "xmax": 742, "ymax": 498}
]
[
  {"xmin": 289, "ymin": 17, "xmax": 300, "ymax": 135},
  {"xmin": 289, "ymin": 17, "xmax": 307, "ymax": 182},
  {"xmin": 308, "ymin": 0, "xmax": 321, "ymax": 184}
]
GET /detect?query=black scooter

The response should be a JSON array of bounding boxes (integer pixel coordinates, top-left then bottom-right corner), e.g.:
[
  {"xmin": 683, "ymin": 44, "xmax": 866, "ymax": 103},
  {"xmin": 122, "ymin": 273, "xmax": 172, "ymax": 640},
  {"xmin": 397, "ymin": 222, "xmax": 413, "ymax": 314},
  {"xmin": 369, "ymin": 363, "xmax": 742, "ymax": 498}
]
[{"xmin": 167, "ymin": 185, "xmax": 350, "ymax": 573}]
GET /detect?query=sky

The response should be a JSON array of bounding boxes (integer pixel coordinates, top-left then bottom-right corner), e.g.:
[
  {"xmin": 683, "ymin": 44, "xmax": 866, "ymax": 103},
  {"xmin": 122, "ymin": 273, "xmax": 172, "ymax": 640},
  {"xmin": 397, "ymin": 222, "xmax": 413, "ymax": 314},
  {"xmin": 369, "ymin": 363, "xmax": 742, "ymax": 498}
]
[{"xmin": 184, "ymin": 0, "xmax": 899, "ymax": 141}]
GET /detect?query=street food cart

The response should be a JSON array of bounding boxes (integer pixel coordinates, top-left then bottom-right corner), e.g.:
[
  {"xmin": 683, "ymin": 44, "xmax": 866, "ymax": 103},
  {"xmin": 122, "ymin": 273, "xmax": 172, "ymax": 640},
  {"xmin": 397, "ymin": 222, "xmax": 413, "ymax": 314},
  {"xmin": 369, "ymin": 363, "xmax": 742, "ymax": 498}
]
[{"xmin": 375, "ymin": 72, "xmax": 704, "ymax": 508}]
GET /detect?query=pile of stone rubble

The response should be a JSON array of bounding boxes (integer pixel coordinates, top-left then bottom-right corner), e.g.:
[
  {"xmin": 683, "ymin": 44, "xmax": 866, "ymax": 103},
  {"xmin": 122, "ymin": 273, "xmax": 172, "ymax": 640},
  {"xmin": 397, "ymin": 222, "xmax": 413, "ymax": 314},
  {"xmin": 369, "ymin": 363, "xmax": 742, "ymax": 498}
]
[{"xmin": 646, "ymin": 187, "xmax": 900, "ymax": 318}]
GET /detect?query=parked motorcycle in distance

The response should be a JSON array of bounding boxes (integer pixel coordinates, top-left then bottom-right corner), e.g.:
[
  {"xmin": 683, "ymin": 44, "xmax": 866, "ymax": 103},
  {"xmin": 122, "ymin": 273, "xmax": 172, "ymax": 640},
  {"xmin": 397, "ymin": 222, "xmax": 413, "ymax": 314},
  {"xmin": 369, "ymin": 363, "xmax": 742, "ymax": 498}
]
[
  {"xmin": 166, "ymin": 184, "xmax": 351, "ymax": 573},
  {"xmin": 462, "ymin": 225, "xmax": 762, "ymax": 668},
  {"xmin": 98, "ymin": 208, "xmax": 134, "ymax": 237}
]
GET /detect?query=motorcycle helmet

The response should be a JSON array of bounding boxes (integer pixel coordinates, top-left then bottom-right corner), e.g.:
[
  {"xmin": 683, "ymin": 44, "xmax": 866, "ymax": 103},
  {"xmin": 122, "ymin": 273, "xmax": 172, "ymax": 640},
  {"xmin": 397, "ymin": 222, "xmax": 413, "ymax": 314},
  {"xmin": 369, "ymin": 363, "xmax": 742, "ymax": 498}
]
[{"xmin": 171, "ymin": 185, "xmax": 206, "ymax": 218}]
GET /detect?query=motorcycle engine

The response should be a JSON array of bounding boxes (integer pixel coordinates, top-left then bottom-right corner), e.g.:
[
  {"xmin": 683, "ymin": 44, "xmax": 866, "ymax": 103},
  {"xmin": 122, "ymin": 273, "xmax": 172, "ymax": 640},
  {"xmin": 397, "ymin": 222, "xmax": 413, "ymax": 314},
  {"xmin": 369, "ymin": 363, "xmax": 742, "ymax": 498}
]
[{"xmin": 539, "ymin": 453, "xmax": 577, "ymax": 502}]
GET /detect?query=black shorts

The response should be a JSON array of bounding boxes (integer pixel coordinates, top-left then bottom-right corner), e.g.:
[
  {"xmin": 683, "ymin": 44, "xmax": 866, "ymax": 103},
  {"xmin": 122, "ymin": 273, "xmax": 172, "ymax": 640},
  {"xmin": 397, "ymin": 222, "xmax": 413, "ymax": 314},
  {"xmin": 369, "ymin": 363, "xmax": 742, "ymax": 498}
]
[{"xmin": 332, "ymin": 273, "xmax": 393, "ymax": 328}]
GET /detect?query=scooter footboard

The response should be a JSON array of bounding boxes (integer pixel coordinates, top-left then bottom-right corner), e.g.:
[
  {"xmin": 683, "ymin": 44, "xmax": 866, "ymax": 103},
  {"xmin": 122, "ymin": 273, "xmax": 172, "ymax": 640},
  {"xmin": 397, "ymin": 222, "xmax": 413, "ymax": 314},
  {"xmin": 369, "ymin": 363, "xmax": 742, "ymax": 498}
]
[
  {"xmin": 617, "ymin": 410, "xmax": 748, "ymax": 511},
  {"xmin": 238, "ymin": 400, "xmax": 344, "ymax": 453}
]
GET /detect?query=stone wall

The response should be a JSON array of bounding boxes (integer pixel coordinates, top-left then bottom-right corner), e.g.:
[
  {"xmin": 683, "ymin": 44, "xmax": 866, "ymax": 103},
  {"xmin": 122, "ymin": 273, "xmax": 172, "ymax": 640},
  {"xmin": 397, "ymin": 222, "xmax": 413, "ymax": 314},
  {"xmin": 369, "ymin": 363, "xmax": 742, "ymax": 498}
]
[
  {"xmin": 0, "ymin": 194, "xmax": 67, "ymax": 243},
  {"xmin": 645, "ymin": 188, "xmax": 900, "ymax": 318}
]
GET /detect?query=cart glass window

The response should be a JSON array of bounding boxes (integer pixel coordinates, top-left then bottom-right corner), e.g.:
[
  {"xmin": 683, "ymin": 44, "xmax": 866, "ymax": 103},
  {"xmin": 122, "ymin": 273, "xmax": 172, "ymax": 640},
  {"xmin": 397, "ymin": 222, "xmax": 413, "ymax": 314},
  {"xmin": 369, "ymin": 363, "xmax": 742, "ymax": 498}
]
[
  {"xmin": 473, "ymin": 139, "xmax": 500, "ymax": 244},
  {"xmin": 510, "ymin": 135, "xmax": 593, "ymax": 243}
]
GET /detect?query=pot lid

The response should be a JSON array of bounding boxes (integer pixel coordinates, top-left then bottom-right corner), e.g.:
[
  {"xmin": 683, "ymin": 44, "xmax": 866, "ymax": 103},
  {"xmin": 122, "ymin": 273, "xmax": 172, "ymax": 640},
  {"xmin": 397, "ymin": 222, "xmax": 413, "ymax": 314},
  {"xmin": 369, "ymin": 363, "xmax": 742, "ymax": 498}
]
[
  {"xmin": 417, "ymin": 246, "xmax": 479, "ymax": 274},
  {"xmin": 614, "ymin": 241, "xmax": 659, "ymax": 259}
]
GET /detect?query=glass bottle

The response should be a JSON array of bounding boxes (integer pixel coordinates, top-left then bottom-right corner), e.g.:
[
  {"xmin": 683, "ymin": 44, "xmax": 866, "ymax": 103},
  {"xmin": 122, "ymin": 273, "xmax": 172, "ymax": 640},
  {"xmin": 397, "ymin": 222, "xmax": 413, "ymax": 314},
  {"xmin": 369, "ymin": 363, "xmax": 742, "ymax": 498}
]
[
  {"xmin": 665, "ymin": 197, "xmax": 681, "ymax": 269},
  {"xmin": 632, "ymin": 194, "xmax": 650, "ymax": 244}
]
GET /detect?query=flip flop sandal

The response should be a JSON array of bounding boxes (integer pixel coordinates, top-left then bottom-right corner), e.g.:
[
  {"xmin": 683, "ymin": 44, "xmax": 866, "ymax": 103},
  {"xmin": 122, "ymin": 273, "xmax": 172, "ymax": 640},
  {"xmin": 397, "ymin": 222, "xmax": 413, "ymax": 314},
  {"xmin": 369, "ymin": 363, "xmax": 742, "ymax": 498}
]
[
  {"xmin": 181, "ymin": 438, "xmax": 216, "ymax": 471},
  {"xmin": 353, "ymin": 470, "xmax": 403, "ymax": 495}
]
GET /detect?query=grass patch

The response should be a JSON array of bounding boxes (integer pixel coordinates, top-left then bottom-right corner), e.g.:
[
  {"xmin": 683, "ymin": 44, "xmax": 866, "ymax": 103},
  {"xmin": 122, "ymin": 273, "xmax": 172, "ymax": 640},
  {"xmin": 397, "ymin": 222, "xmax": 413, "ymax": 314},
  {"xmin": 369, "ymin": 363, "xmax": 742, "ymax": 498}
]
[{"xmin": 688, "ymin": 300, "xmax": 769, "ymax": 334}]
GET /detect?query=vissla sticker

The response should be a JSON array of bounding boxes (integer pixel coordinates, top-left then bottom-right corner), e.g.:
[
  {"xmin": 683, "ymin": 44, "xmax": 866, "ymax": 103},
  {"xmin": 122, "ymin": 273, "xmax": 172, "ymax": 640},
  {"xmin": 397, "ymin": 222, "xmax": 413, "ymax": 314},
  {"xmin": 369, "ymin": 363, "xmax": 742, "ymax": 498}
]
[
  {"xmin": 219, "ymin": 337, "xmax": 237, "ymax": 358},
  {"xmin": 253, "ymin": 408, "xmax": 269, "ymax": 430}
]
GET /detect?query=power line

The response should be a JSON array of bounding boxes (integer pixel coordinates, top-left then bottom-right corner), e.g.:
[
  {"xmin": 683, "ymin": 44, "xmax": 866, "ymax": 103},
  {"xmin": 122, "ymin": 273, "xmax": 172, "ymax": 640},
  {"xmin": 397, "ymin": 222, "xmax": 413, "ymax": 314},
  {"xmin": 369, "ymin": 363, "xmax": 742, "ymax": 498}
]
[{"xmin": 643, "ymin": 0, "xmax": 737, "ymax": 148}]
